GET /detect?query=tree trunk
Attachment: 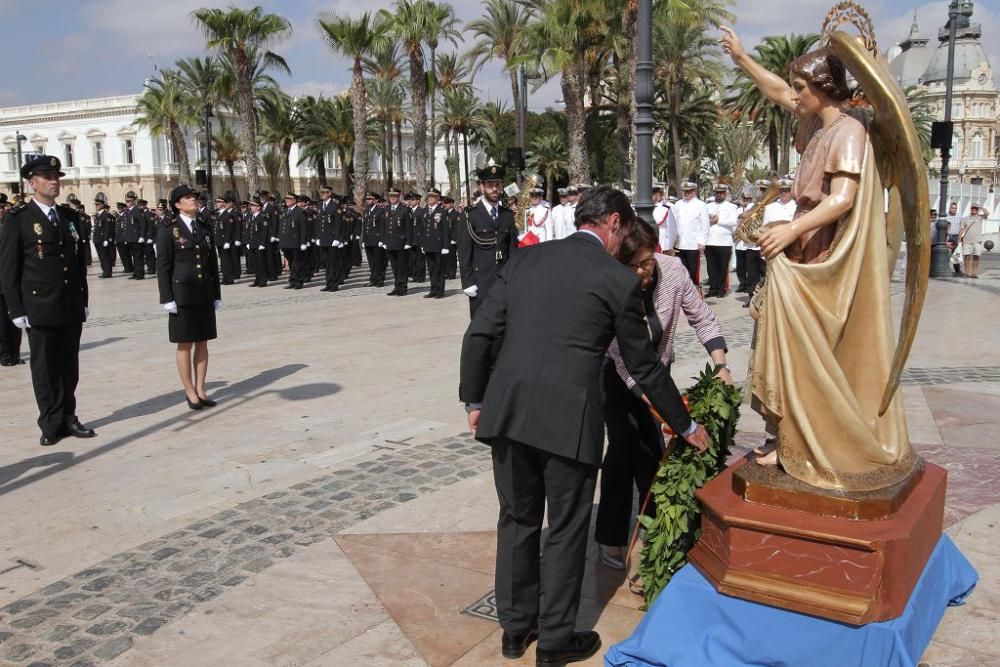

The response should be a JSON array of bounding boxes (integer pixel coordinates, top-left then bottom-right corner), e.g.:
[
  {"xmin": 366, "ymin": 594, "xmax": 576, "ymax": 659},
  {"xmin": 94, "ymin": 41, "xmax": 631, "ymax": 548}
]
[
  {"xmin": 614, "ymin": 54, "xmax": 631, "ymax": 189},
  {"xmin": 385, "ymin": 119, "xmax": 394, "ymax": 189},
  {"xmin": 395, "ymin": 119, "xmax": 404, "ymax": 188},
  {"xmin": 626, "ymin": 0, "xmax": 638, "ymax": 185},
  {"xmin": 779, "ymin": 108, "xmax": 791, "ymax": 176},
  {"xmin": 234, "ymin": 51, "xmax": 261, "ymax": 196},
  {"xmin": 171, "ymin": 121, "xmax": 191, "ymax": 184},
  {"xmin": 546, "ymin": 168, "xmax": 554, "ymax": 204},
  {"xmin": 351, "ymin": 60, "xmax": 369, "ymax": 206},
  {"xmin": 381, "ymin": 120, "xmax": 389, "ymax": 189},
  {"xmin": 429, "ymin": 45, "xmax": 437, "ymax": 191},
  {"xmin": 316, "ymin": 155, "xmax": 327, "ymax": 186},
  {"xmin": 462, "ymin": 130, "xmax": 472, "ymax": 205},
  {"xmin": 283, "ymin": 145, "xmax": 293, "ymax": 194},
  {"xmin": 227, "ymin": 162, "xmax": 237, "ymax": 196},
  {"xmin": 409, "ymin": 48, "xmax": 428, "ymax": 194},
  {"xmin": 768, "ymin": 122, "xmax": 779, "ymax": 173},
  {"xmin": 562, "ymin": 63, "xmax": 590, "ymax": 183},
  {"xmin": 510, "ymin": 68, "xmax": 523, "ymax": 149},
  {"xmin": 453, "ymin": 131, "xmax": 461, "ymax": 199},
  {"xmin": 670, "ymin": 85, "xmax": 683, "ymax": 193},
  {"xmin": 344, "ymin": 151, "xmax": 354, "ymax": 197}
]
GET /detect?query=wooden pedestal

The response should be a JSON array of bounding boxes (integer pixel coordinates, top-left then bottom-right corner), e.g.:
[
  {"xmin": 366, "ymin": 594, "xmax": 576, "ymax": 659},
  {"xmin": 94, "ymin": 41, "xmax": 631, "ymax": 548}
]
[{"xmin": 687, "ymin": 460, "xmax": 946, "ymax": 625}]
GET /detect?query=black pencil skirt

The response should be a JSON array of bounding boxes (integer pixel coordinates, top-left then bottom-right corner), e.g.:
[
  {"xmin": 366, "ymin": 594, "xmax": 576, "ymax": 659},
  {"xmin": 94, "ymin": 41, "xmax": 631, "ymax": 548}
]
[{"xmin": 168, "ymin": 305, "xmax": 217, "ymax": 344}]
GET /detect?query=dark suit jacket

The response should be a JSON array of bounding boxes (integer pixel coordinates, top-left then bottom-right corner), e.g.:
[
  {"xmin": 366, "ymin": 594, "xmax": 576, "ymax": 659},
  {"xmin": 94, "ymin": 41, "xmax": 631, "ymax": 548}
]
[
  {"xmin": 0, "ymin": 201, "xmax": 89, "ymax": 326},
  {"xmin": 420, "ymin": 205, "xmax": 450, "ymax": 252},
  {"xmin": 156, "ymin": 215, "xmax": 221, "ymax": 307},
  {"xmin": 456, "ymin": 199, "xmax": 518, "ymax": 297},
  {"xmin": 278, "ymin": 206, "xmax": 309, "ymax": 249},
  {"xmin": 383, "ymin": 204, "xmax": 412, "ymax": 251},
  {"xmin": 459, "ymin": 231, "xmax": 692, "ymax": 467}
]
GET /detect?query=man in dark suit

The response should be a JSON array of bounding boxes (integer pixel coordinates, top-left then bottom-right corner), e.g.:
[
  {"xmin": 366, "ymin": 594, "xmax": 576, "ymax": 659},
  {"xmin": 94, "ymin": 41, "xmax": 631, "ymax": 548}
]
[
  {"xmin": 114, "ymin": 201, "xmax": 132, "ymax": 275},
  {"xmin": 443, "ymin": 195, "xmax": 461, "ymax": 279},
  {"xmin": 460, "ymin": 186, "xmax": 708, "ymax": 666},
  {"xmin": 361, "ymin": 192, "xmax": 387, "ymax": 287},
  {"xmin": 420, "ymin": 188, "xmax": 451, "ymax": 299},
  {"xmin": 315, "ymin": 186, "xmax": 344, "ymax": 292},
  {"xmin": 455, "ymin": 164, "xmax": 519, "ymax": 318},
  {"xmin": 0, "ymin": 193, "xmax": 25, "ymax": 366},
  {"xmin": 383, "ymin": 188, "xmax": 412, "ymax": 296},
  {"xmin": 278, "ymin": 192, "xmax": 309, "ymax": 289},
  {"xmin": 0, "ymin": 156, "xmax": 97, "ymax": 446},
  {"xmin": 121, "ymin": 191, "xmax": 147, "ymax": 280}
]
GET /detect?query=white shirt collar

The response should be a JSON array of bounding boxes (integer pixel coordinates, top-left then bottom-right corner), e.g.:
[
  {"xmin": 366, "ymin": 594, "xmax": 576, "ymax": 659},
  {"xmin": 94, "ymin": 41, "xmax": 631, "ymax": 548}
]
[
  {"xmin": 576, "ymin": 228, "xmax": 604, "ymax": 248},
  {"xmin": 179, "ymin": 213, "xmax": 196, "ymax": 232},
  {"xmin": 33, "ymin": 198, "xmax": 56, "ymax": 219}
]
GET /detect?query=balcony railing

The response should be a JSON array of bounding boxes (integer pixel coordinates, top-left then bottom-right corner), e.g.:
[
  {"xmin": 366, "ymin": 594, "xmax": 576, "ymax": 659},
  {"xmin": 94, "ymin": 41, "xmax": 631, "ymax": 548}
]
[
  {"xmin": 82, "ymin": 165, "xmax": 109, "ymax": 178},
  {"xmin": 62, "ymin": 167, "xmax": 80, "ymax": 180},
  {"xmin": 114, "ymin": 164, "xmax": 140, "ymax": 177},
  {"xmin": 0, "ymin": 169, "xmax": 19, "ymax": 182}
]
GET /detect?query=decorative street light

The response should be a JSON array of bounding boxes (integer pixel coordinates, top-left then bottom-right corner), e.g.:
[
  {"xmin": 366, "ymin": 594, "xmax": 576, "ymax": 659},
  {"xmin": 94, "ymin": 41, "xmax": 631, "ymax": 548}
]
[
  {"xmin": 14, "ymin": 131, "xmax": 26, "ymax": 196},
  {"xmin": 204, "ymin": 104, "xmax": 215, "ymax": 201},
  {"xmin": 634, "ymin": 0, "xmax": 654, "ymax": 225}
]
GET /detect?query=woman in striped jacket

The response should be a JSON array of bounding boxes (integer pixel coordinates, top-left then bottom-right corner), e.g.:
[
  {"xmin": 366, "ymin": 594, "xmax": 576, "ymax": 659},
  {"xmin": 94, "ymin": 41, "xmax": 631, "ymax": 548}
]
[{"xmin": 598, "ymin": 221, "xmax": 732, "ymax": 570}]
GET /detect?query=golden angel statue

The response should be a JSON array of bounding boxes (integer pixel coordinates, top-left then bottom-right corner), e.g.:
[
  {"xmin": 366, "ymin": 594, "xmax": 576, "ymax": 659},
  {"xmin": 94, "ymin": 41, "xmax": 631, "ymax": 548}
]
[{"xmin": 720, "ymin": 5, "xmax": 930, "ymax": 492}]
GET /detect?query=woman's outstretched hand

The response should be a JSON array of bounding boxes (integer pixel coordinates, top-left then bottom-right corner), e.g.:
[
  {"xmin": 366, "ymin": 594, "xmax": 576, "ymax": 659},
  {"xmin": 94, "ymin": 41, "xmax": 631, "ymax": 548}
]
[{"xmin": 719, "ymin": 26, "xmax": 745, "ymax": 62}]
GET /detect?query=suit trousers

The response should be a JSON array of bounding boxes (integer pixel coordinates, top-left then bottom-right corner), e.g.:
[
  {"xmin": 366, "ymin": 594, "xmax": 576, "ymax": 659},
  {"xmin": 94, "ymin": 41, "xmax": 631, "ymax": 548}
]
[
  {"xmin": 704, "ymin": 245, "xmax": 732, "ymax": 295},
  {"xmin": 27, "ymin": 323, "xmax": 83, "ymax": 437},
  {"xmin": 219, "ymin": 246, "xmax": 235, "ymax": 284},
  {"xmin": 324, "ymin": 246, "xmax": 343, "ymax": 288},
  {"xmin": 96, "ymin": 243, "xmax": 114, "ymax": 277},
  {"xmin": 282, "ymin": 249, "xmax": 306, "ymax": 287},
  {"xmin": 341, "ymin": 245, "xmax": 354, "ymax": 279},
  {"xmin": 677, "ymin": 249, "xmax": 700, "ymax": 287},
  {"xmin": 744, "ymin": 249, "xmax": 766, "ymax": 295},
  {"xmin": 491, "ymin": 437, "xmax": 598, "ymax": 649},
  {"xmin": 409, "ymin": 247, "xmax": 426, "ymax": 281},
  {"xmin": 253, "ymin": 249, "xmax": 268, "ymax": 286},
  {"xmin": 129, "ymin": 243, "xmax": 145, "ymax": 279},
  {"xmin": 145, "ymin": 243, "xmax": 156, "ymax": 275},
  {"xmin": 0, "ymin": 293, "xmax": 23, "ymax": 364},
  {"xmin": 231, "ymin": 246, "xmax": 242, "ymax": 279},
  {"xmin": 425, "ymin": 251, "xmax": 445, "ymax": 296},
  {"xmin": 117, "ymin": 242, "xmax": 133, "ymax": 273},
  {"xmin": 82, "ymin": 242, "xmax": 93, "ymax": 266},
  {"xmin": 734, "ymin": 249, "xmax": 747, "ymax": 290},
  {"xmin": 595, "ymin": 361, "xmax": 663, "ymax": 546},
  {"xmin": 444, "ymin": 244, "xmax": 457, "ymax": 279},
  {"xmin": 364, "ymin": 246, "xmax": 387, "ymax": 285},
  {"xmin": 387, "ymin": 249, "xmax": 409, "ymax": 291},
  {"xmin": 268, "ymin": 243, "xmax": 282, "ymax": 280}
]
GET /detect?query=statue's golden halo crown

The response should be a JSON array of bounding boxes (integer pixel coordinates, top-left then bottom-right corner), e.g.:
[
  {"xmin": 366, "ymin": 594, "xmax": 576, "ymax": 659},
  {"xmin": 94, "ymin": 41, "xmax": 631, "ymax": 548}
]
[{"xmin": 820, "ymin": 1, "xmax": 879, "ymax": 57}]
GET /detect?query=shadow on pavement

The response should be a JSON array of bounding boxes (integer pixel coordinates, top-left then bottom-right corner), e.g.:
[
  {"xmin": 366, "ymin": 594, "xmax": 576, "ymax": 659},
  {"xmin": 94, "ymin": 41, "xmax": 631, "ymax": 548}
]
[
  {"xmin": 79, "ymin": 336, "xmax": 126, "ymax": 353},
  {"xmin": 0, "ymin": 364, "xmax": 337, "ymax": 498}
]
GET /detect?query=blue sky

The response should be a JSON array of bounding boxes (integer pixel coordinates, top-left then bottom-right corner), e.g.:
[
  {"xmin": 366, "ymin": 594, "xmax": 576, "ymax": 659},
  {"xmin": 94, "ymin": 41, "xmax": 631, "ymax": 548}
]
[{"xmin": 1, "ymin": 0, "xmax": 997, "ymax": 109}]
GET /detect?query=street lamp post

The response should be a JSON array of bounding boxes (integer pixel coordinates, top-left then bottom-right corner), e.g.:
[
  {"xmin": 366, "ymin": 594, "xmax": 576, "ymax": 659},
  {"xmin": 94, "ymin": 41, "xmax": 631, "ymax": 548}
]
[
  {"xmin": 203, "ymin": 104, "xmax": 215, "ymax": 201},
  {"xmin": 932, "ymin": 0, "xmax": 972, "ymax": 277},
  {"xmin": 634, "ymin": 0, "xmax": 654, "ymax": 225},
  {"xmin": 14, "ymin": 131, "xmax": 26, "ymax": 197}
]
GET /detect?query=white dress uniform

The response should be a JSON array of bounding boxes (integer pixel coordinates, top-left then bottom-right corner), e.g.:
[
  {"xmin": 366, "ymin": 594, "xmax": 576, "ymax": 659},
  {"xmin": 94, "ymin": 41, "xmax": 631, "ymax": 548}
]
[
  {"xmin": 666, "ymin": 197, "xmax": 710, "ymax": 250},
  {"xmin": 551, "ymin": 203, "xmax": 570, "ymax": 240},
  {"xmin": 653, "ymin": 201, "xmax": 674, "ymax": 251},
  {"xmin": 762, "ymin": 199, "xmax": 798, "ymax": 228},
  {"xmin": 525, "ymin": 203, "xmax": 554, "ymax": 243},
  {"xmin": 705, "ymin": 200, "xmax": 739, "ymax": 246}
]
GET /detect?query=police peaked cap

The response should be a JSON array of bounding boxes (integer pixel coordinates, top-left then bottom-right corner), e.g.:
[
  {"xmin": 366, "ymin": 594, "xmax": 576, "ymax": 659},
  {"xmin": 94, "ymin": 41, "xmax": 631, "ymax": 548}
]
[
  {"xmin": 21, "ymin": 155, "xmax": 64, "ymax": 179},
  {"xmin": 168, "ymin": 184, "xmax": 199, "ymax": 210}
]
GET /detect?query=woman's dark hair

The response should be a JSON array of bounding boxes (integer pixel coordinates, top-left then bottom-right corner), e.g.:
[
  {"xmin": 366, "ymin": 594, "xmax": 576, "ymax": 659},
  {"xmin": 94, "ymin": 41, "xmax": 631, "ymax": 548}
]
[
  {"xmin": 574, "ymin": 185, "xmax": 636, "ymax": 231},
  {"xmin": 616, "ymin": 220, "xmax": 658, "ymax": 267},
  {"xmin": 789, "ymin": 48, "xmax": 851, "ymax": 101}
]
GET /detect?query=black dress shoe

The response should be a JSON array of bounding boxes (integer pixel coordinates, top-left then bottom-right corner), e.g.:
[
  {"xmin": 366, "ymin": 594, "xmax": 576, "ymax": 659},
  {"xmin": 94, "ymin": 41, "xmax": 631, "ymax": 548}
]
[
  {"xmin": 328, "ymin": 285, "xmax": 339, "ymax": 292},
  {"xmin": 502, "ymin": 628, "xmax": 538, "ymax": 659},
  {"xmin": 424, "ymin": 292, "xmax": 435, "ymax": 298},
  {"xmin": 387, "ymin": 289, "xmax": 399, "ymax": 296},
  {"xmin": 187, "ymin": 397, "xmax": 204, "ymax": 411},
  {"xmin": 67, "ymin": 419, "xmax": 96, "ymax": 438},
  {"xmin": 396, "ymin": 290, "xmax": 406, "ymax": 296},
  {"xmin": 535, "ymin": 632, "xmax": 601, "ymax": 666},
  {"xmin": 40, "ymin": 432, "xmax": 65, "ymax": 446}
]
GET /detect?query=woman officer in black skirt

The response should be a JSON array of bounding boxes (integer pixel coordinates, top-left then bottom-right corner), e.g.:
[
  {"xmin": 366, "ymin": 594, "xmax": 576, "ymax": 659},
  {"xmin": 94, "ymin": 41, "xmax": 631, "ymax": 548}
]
[{"xmin": 157, "ymin": 184, "xmax": 222, "ymax": 410}]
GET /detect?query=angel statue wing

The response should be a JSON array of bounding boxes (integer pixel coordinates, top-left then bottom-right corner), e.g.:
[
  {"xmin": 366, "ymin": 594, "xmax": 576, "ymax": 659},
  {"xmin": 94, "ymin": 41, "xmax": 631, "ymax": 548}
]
[{"xmin": 828, "ymin": 30, "xmax": 930, "ymax": 416}]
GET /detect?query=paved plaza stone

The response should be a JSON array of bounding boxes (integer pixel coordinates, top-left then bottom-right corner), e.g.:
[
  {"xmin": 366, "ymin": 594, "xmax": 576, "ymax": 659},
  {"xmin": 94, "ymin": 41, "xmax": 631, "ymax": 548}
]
[{"xmin": 1, "ymin": 252, "xmax": 999, "ymax": 666}]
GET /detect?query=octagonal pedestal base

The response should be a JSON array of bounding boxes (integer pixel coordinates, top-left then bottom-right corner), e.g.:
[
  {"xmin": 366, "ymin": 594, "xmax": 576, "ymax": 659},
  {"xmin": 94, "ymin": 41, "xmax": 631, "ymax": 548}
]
[{"xmin": 687, "ymin": 460, "xmax": 946, "ymax": 625}]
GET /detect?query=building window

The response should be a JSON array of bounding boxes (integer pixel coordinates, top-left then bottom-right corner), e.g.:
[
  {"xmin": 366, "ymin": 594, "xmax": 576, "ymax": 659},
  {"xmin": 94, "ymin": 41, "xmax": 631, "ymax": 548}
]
[
  {"xmin": 952, "ymin": 134, "xmax": 962, "ymax": 160},
  {"xmin": 93, "ymin": 141, "xmax": 104, "ymax": 166},
  {"xmin": 165, "ymin": 139, "xmax": 174, "ymax": 164},
  {"xmin": 122, "ymin": 139, "xmax": 134, "ymax": 164},
  {"xmin": 6, "ymin": 152, "xmax": 16, "ymax": 171},
  {"xmin": 197, "ymin": 141, "xmax": 207, "ymax": 164},
  {"xmin": 971, "ymin": 134, "xmax": 983, "ymax": 160},
  {"xmin": 64, "ymin": 144, "xmax": 74, "ymax": 168},
  {"xmin": 953, "ymin": 102, "xmax": 963, "ymax": 117},
  {"xmin": 32, "ymin": 142, "xmax": 46, "ymax": 155}
]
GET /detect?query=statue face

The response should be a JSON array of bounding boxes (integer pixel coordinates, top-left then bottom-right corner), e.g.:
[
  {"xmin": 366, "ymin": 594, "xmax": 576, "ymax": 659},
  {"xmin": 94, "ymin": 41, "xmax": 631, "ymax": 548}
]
[{"xmin": 790, "ymin": 76, "xmax": 826, "ymax": 114}]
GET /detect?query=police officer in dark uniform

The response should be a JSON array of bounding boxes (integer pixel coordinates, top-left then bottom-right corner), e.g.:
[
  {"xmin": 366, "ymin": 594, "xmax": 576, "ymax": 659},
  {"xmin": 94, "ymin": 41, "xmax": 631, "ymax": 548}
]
[
  {"xmin": 69, "ymin": 197, "xmax": 94, "ymax": 266},
  {"xmin": 409, "ymin": 193, "xmax": 427, "ymax": 282},
  {"xmin": 456, "ymin": 163, "xmax": 519, "ymax": 317},
  {"xmin": 122, "ymin": 191, "xmax": 147, "ymax": 279},
  {"xmin": 443, "ymin": 195, "xmax": 461, "ymax": 279},
  {"xmin": 315, "ymin": 186, "xmax": 343, "ymax": 292},
  {"xmin": 0, "ymin": 192, "xmax": 25, "ymax": 366},
  {"xmin": 340, "ymin": 197, "xmax": 360, "ymax": 282},
  {"xmin": 115, "ymin": 200, "xmax": 133, "ymax": 274},
  {"xmin": 278, "ymin": 192, "xmax": 309, "ymax": 289},
  {"xmin": 361, "ymin": 191, "xmax": 387, "ymax": 287},
  {"xmin": 92, "ymin": 196, "xmax": 115, "ymax": 277},
  {"xmin": 383, "ymin": 188, "xmax": 413, "ymax": 296},
  {"xmin": 261, "ymin": 191, "xmax": 282, "ymax": 281},
  {"xmin": 421, "ymin": 188, "xmax": 451, "ymax": 299},
  {"xmin": 0, "ymin": 156, "xmax": 96, "ymax": 445},
  {"xmin": 156, "ymin": 184, "xmax": 222, "ymax": 410},
  {"xmin": 245, "ymin": 197, "xmax": 270, "ymax": 287},
  {"xmin": 138, "ymin": 199, "xmax": 156, "ymax": 275},
  {"xmin": 213, "ymin": 195, "xmax": 237, "ymax": 284}
]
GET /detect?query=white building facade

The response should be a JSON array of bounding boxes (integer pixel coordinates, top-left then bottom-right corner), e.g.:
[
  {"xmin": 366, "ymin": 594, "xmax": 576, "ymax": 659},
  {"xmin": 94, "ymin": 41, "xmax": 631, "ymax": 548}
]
[{"xmin": 1, "ymin": 93, "xmax": 485, "ymax": 205}]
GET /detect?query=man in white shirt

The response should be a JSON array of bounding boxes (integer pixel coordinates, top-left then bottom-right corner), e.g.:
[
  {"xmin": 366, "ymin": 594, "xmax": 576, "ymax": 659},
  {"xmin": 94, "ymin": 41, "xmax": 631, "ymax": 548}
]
[
  {"xmin": 944, "ymin": 201, "xmax": 964, "ymax": 275},
  {"xmin": 523, "ymin": 187, "xmax": 553, "ymax": 244},
  {"xmin": 652, "ymin": 185, "xmax": 674, "ymax": 252},
  {"xmin": 704, "ymin": 184, "xmax": 739, "ymax": 297},
  {"xmin": 552, "ymin": 187, "xmax": 569, "ymax": 240},
  {"xmin": 665, "ymin": 181, "xmax": 709, "ymax": 287},
  {"xmin": 962, "ymin": 204, "xmax": 985, "ymax": 278}
]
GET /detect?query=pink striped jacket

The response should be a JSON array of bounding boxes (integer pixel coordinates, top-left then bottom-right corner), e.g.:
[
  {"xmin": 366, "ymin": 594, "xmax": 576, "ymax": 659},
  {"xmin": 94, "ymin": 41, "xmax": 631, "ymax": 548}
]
[{"xmin": 608, "ymin": 253, "xmax": 724, "ymax": 392}]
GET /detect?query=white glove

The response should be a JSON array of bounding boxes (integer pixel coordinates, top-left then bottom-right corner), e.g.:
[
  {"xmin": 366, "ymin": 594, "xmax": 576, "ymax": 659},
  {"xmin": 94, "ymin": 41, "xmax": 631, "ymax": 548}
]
[
  {"xmin": 463, "ymin": 285, "xmax": 478, "ymax": 298},
  {"xmin": 441, "ymin": 248, "xmax": 450, "ymax": 255},
  {"xmin": 378, "ymin": 242, "xmax": 385, "ymax": 248},
  {"xmin": 102, "ymin": 241, "xmax": 109, "ymax": 247},
  {"xmin": 12, "ymin": 316, "xmax": 29, "ymax": 329},
  {"xmin": 213, "ymin": 300, "xmax": 222, "ymax": 311},
  {"xmin": 163, "ymin": 301, "xmax": 178, "ymax": 314},
  {"xmin": 138, "ymin": 237, "xmax": 145, "ymax": 244},
  {"xmin": 147, "ymin": 239, "xmax": 154, "ymax": 244},
  {"xmin": 235, "ymin": 241, "xmax": 241, "ymax": 247},
  {"xmin": 300, "ymin": 244, "xmax": 308, "ymax": 251},
  {"xmin": 333, "ymin": 241, "xmax": 342, "ymax": 248},
  {"xmin": 314, "ymin": 239, "xmax": 320, "ymax": 245},
  {"xmin": 223, "ymin": 243, "xmax": 231, "ymax": 250},
  {"xmin": 451, "ymin": 240, "xmax": 457, "ymax": 245},
  {"xmin": 258, "ymin": 245, "xmax": 265, "ymax": 251},
  {"xmin": 404, "ymin": 244, "xmax": 411, "ymax": 250},
  {"xmin": 271, "ymin": 237, "xmax": 279, "ymax": 243}
]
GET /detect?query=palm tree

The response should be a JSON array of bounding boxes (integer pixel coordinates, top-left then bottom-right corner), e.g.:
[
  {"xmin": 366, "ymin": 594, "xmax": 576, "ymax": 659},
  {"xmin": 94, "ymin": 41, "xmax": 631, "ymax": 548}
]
[
  {"xmin": 473, "ymin": 99, "xmax": 512, "ymax": 164},
  {"xmin": 713, "ymin": 118, "xmax": 760, "ymax": 189},
  {"xmin": 368, "ymin": 77, "xmax": 406, "ymax": 188},
  {"xmin": 363, "ymin": 43, "xmax": 409, "ymax": 182},
  {"xmin": 423, "ymin": 2, "xmax": 460, "ymax": 190},
  {"xmin": 905, "ymin": 85, "xmax": 934, "ymax": 163},
  {"xmin": 380, "ymin": 0, "xmax": 431, "ymax": 193},
  {"xmin": 258, "ymin": 90, "xmax": 300, "ymax": 193},
  {"xmin": 296, "ymin": 96, "xmax": 357, "ymax": 195},
  {"xmin": 439, "ymin": 87, "xmax": 483, "ymax": 203},
  {"xmin": 134, "ymin": 69, "xmax": 197, "ymax": 183},
  {"xmin": 435, "ymin": 52, "xmax": 473, "ymax": 92},
  {"xmin": 465, "ymin": 0, "xmax": 531, "ymax": 148},
  {"xmin": 191, "ymin": 6, "xmax": 292, "ymax": 196},
  {"xmin": 726, "ymin": 33, "xmax": 818, "ymax": 174},
  {"xmin": 526, "ymin": 133, "xmax": 569, "ymax": 203},
  {"xmin": 213, "ymin": 122, "xmax": 243, "ymax": 197},
  {"xmin": 175, "ymin": 56, "xmax": 226, "ymax": 109},
  {"xmin": 318, "ymin": 11, "xmax": 390, "ymax": 205},
  {"xmin": 261, "ymin": 149, "xmax": 283, "ymax": 194},
  {"xmin": 294, "ymin": 96, "xmax": 328, "ymax": 184}
]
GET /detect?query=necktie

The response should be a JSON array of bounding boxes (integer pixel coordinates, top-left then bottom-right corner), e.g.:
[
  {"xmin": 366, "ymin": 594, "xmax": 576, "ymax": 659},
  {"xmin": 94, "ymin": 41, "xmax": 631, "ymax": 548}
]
[
  {"xmin": 48, "ymin": 208, "xmax": 59, "ymax": 228},
  {"xmin": 490, "ymin": 206, "xmax": 497, "ymax": 223}
]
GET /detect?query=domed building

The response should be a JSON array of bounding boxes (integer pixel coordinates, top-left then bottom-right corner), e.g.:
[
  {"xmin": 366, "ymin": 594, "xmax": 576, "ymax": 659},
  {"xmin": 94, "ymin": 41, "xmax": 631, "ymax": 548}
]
[{"xmin": 888, "ymin": 2, "xmax": 999, "ymax": 193}]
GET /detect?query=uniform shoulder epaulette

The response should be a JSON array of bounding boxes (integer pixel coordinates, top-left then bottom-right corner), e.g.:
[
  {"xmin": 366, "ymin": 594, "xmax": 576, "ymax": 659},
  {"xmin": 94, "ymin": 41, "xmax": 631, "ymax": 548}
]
[{"xmin": 8, "ymin": 202, "xmax": 29, "ymax": 216}]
